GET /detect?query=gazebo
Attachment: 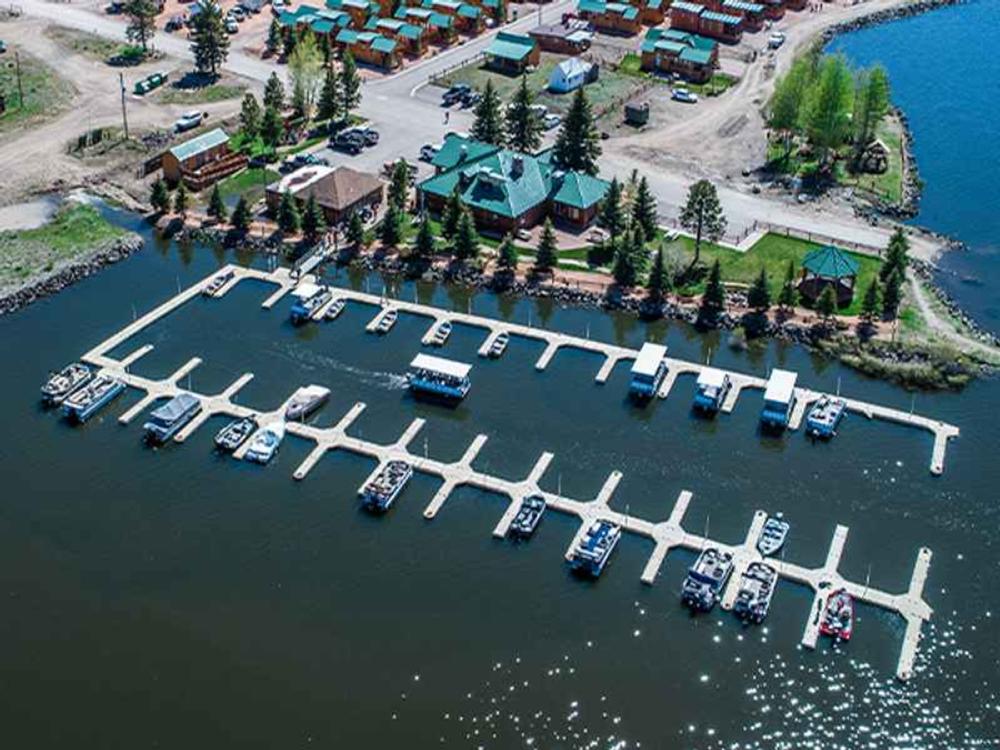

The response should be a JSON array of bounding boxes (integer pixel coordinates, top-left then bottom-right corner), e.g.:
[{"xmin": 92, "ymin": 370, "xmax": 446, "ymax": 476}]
[{"xmin": 797, "ymin": 245, "xmax": 859, "ymax": 307}]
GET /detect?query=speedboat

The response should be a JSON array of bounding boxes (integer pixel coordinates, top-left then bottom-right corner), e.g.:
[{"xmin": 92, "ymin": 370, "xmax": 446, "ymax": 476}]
[
  {"xmin": 214, "ymin": 415, "xmax": 257, "ymax": 452},
  {"xmin": 431, "ymin": 320, "xmax": 452, "ymax": 346},
  {"xmin": 285, "ymin": 384, "xmax": 330, "ymax": 422},
  {"xmin": 757, "ymin": 514, "xmax": 790, "ymax": 557},
  {"xmin": 569, "ymin": 520, "xmax": 621, "ymax": 577},
  {"xmin": 509, "ymin": 494, "xmax": 546, "ymax": 538},
  {"xmin": 733, "ymin": 562, "xmax": 778, "ymax": 624},
  {"xmin": 488, "ymin": 331, "xmax": 509, "ymax": 358},
  {"xmin": 806, "ymin": 396, "xmax": 847, "ymax": 439},
  {"xmin": 324, "ymin": 298, "xmax": 346, "ymax": 320},
  {"xmin": 245, "ymin": 420, "xmax": 285, "ymax": 464},
  {"xmin": 62, "ymin": 373, "xmax": 125, "ymax": 423},
  {"xmin": 375, "ymin": 308, "xmax": 398, "ymax": 334},
  {"xmin": 203, "ymin": 269, "xmax": 235, "ymax": 297},
  {"xmin": 361, "ymin": 460, "xmax": 413, "ymax": 512},
  {"xmin": 41, "ymin": 362, "xmax": 92, "ymax": 404},
  {"xmin": 819, "ymin": 588, "xmax": 854, "ymax": 641},
  {"xmin": 143, "ymin": 392, "xmax": 201, "ymax": 444},
  {"xmin": 681, "ymin": 547, "xmax": 734, "ymax": 612}
]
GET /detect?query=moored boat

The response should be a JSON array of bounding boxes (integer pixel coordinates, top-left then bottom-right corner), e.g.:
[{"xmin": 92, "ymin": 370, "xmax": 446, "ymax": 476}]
[
  {"xmin": 430, "ymin": 320, "xmax": 452, "ymax": 346},
  {"xmin": 375, "ymin": 308, "xmax": 398, "ymax": 334},
  {"xmin": 214, "ymin": 415, "xmax": 257, "ymax": 452},
  {"xmin": 245, "ymin": 420, "xmax": 285, "ymax": 464},
  {"xmin": 41, "ymin": 362, "xmax": 92, "ymax": 404},
  {"xmin": 692, "ymin": 367, "xmax": 731, "ymax": 414},
  {"xmin": 569, "ymin": 520, "xmax": 621, "ymax": 577},
  {"xmin": 407, "ymin": 353, "xmax": 471, "ymax": 402},
  {"xmin": 143, "ymin": 392, "xmax": 201, "ymax": 444},
  {"xmin": 324, "ymin": 298, "xmax": 346, "ymax": 320},
  {"xmin": 819, "ymin": 588, "xmax": 854, "ymax": 641},
  {"xmin": 62, "ymin": 373, "xmax": 125, "ymax": 423},
  {"xmin": 361, "ymin": 460, "xmax": 413, "ymax": 512},
  {"xmin": 290, "ymin": 286, "xmax": 333, "ymax": 325},
  {"xmin": 681, "ymin": 547, "xmax": 734, "ymax": 612},
  {"xmin": 629, "ymin": 342, "xmax": 668, "ymax": 400},
  {"xmin": 203, "ymin": 269, "xmax": 234, "ymax": 296},
  {"xmin": 806, "ymin": 396, "xmax": 847, "ymax": 439},
  {"xmin": 733, "ymin": 562, "xmax": 778, "ymax": 624},
  {"xmin": 757, "ymin": 514, "xmax": 790, "ymax": 557},
  {"xmin": 488, "ymin": 331, "xmax": 509, "ymax": 358},
  {"xmin": 285, "ymin": 384, "xmax": 330, "ymax": 422},
  {"xmin": 509, "ymin": 494, "xmax": 546, "ymax": 538}
]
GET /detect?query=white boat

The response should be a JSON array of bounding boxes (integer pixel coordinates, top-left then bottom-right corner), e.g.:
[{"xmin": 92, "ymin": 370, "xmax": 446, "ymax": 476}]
[
  {"xmin": 375, "ymin": 309, "xmax": 398, "ymax": 334},
  {"xmin": 324, "ymin": 298, "xmax": 347, "ymax": 320},
  {"xmin": 488, "ymin": 331, "xmax": 509, "ymax": 358},
  {"xmin": 41, "ymin": 362, "xmax": 92, "ymax": 404},
  {"xmin": 431, "ymin": 320, "xmax": 452, "ymax": 346},
  {"xmin": 245, "ymin": 420, "xmax": 286, "ymax": 464},
  {"xmin": 757, "ymin": 514, "xmax": 790, "ymax": 557},
  {"xmin": 285, "ymin": 384, "xmax": 330, "ymax": 421}
]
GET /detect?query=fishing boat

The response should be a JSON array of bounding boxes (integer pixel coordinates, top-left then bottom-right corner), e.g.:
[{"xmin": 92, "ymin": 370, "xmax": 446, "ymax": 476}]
[
  {"xmin": 324, "ymin": 298, "xmax": 346, "ymax": 320},
  {"xmin": 488, "ymin": 331, "xmax": 509, "ymax": 358},
  {"xmin": 361, "ymin": 460, "xmax": 413, "ymax": 512},
  {"xmin": 407, "ymin": 353, "xmax": 471, "ymax": 402},
  {"xmin": 681, "ymin": 547, "xmax": 734, "ymax": 612},
  {"xmin": 203, "ymin": 269, "xmax": 234, "ymax": 297},
  {"xmin": 756, "ymin": 514, "xmax": 790, "ymax": 557},
  {"xmin": 733, "ymin": 562, "xmax": 778, "ymax": 624},
  {"xmin": 290, "ymin": 286, "xmax": 333, "ymax": 325},
  {"xmin": 41, "ymin": 362, "xmax": 92, "ymax": 404},
  {"xmin": 285, "ymin": 384, "xmax": 330, "ymax": 422},
  {"xmin": 62, "ymin": 373, "xmax": 125, "ymax": 423},
  {"xmin": 819, "ymin": 588, "xmax": 855, "ymax": 641},
  {"xmin": 245, "ymin": 421, "xmax": 286, "ymax": 464},
  {"xmin": 214, "ymin": 415, "xmax": 257, "ymax": 452},
  {"xmin": 569, "ymin": 520, "xmax": 621, "ymax": 577},
  {"xmin": 509, "ymin": 494, "xmax": 546, "ymax": 538},
  {"xmin": 143, "ymin": 392, "xmax": 201, "ymax": 444},
  {"xmin": 806, "ymin": 396, "xmax": 847, "ymax": 439},
  {"xmin": 430, "ymin": 320, "xmax": 452, "ymax": 346},
  {"xmin": 375, "ymin": 308, "xmax": 398, "ymax": 334}
]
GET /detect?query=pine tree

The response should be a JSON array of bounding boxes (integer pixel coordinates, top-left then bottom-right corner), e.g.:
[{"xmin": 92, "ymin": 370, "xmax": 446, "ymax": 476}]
[
  {"xmin": 471, "ymin": 80, "xmax": 505, "ymax": 145},
  {"xmin": 288, "ymin": 31, "xmax": 323, "ymax": 121},
  {"xmin": 803, "ymin": 54, "xmax": 854, "ymax": 166},
  {"xmin": 747, "ymin": 268, "xmax": 771, "ymax": 313},
  {"xmin": 283, "ymin": 27, "xmax": 297, "ymax": 59},
  {"xmin": 261, "ymin": 104, "xmax": 284, "ymax": 149},
  {"xmin": 442, "ymin": 187, "xmax": 463, "ymax": 239},
  {"xmin": 318, "ymin": 33, "xmax": 331, "ymax": 66},
  {"xmin": 452, "ymin": 209, "xmax": 479, "ymax": 261},
  {"xmin": 505, "ymin": 75, "xmax": 541, "ymax": 153},
  {"xmin": 534, "ymin": 218, "xmax": 558, "ymax": 274},
  {"xmin": 553, "ymin": 87, "xmax": 601, "ymax": 175},
  {"xmin": 173, "ymin": 184, "xmax": 189, "ymax": 215},
  {"xmin": 646, "ymin": 245, "xmax": 669, "ymax": 301},
  {"xmin": 700, "ymin": 260, "xmax": 725, "ymax": 316},
  {"xmin": 816, "ymin": 284, "xmax": 838, "ymax": 321},
  {"xmin": 266, "ymin": 18, "xmax": 282, "ymax": 57},
  {"xmin": 264, "ymin": 72, "xmax": 285, "ymax": 112},
  {"xmin": 880, "ymin": 227, "xmax": 910, "ymax": 283},
  {"xmin": 190, "ymin": 0, "xmax": 230, "ymax": 77},
  {"xmin": 387, "ymin": 160, "xmax": 411, "ymax": 212},
  {"xmin": 882, "ymin": 268, "xmax": 903, "ymax": 319},
  {"xmin": 207, "ymin": 184, "xmax": 226, "ymax": 221},
  {"xmin": 277, "ymin": 191, "xmax": 301, "ymax": 234},
  {"xmin": 679, "ymin": 179, "xmax": 726, "ymax": 269},
  {"xmin": 317, "ymin": 66, "xmax": 341, "ymax": 122},
  {"xmin": 230, "ymin": 196, "xmax": 251, "ymax": 233},
  {"xmin": 598, "ymin": 177, "xmax": 625, "ymax": 242},
  {"xmin": 497, "ymin": 235, "xmax": 518, "ymax": 273},
  {"xmin": 851, "ymin": 64, "xmax": 890, "ymax": 164},
  {"xmin": 631, "ymin": 176, "xmax": 658, "ymax": 240},
  {"xmin": 768, "ymin": 57, "xmax": 812, "ymax": 163},
  {"xmin": 778, "ymin": 259, "xmax": 797, "ymax": 310},
  {"xmin": 413, "ymin": 213, "xmax": 436, "ymax": 260},
  {"xmin": 149, "ymin": 178, "xmax": 169, "ymax": 213},
  {"xmin": 379, "ymin": 205, "xmax": 402, "ymax": 248},
  {"xmin": 340, "ymin": 51, "xmax": 362, "ymax": 118},
  {"xmin": 240, "ymin": 93, "xmax": 262, "ymax": 139},
  {"xmin": 302, "ymin": 194, "xmax": 326, "ymax": 240},
  {"xmin": 860, "ymin": 276, "xmax": 881, "ymax": 322},
  {"xmin": 612, "ymin": 228, "xmax": 642, "ymax": 288},
  {"xmin": 125, "ymin": 0, "xmax": 157, "ymax": 54},
  {"xmin": 347, "ymin": 210, "xmax": 365, "ymax": 247}
]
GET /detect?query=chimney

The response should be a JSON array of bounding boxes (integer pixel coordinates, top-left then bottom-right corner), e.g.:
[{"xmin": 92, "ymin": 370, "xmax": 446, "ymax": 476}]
[{"xmin": 511, "ymin": 156, "xmax": 524, "ymax": 178}]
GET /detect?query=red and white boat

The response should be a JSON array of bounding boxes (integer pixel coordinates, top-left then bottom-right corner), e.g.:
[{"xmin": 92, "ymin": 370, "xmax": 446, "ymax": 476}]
[{"xmin": 819, "ymin": 588, "xmax": 855, "ymax": 640}]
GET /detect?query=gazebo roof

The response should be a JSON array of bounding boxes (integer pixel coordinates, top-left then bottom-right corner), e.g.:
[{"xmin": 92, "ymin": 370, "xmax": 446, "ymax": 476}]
[{"xmin": 802, "ymin": 245, "xmax": 859, "ymax": 279}]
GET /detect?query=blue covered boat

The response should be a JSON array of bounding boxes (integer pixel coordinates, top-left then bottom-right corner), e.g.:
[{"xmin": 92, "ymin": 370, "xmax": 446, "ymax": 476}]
[
  {"xmin": 569, "ymin": 520, "xmax": 621, "ymax": 577},
  {"xmin": 805, "ymin": 396, "xmax": 847, "ymax": 439},
  {"xmin": 760, "ymin": 369, "xmax": 797, "ymax": 430},
  {"xmin": 629, "ymin": 342, "xmax": 667, "ymax": 399},
  {"xmin": 407, "ymin": 353, "xmax": 471, "ymax": 402},
  {"xmin": 692, "ymin": 367, "xmax": 731, "ymax": 414},
  {"xmin": 62, "ymin": 373, "xmax": 125, "ymax": 423},
  {"xmin": 143, "ymin": 392, "xmax": 201, "ymax": 444}
]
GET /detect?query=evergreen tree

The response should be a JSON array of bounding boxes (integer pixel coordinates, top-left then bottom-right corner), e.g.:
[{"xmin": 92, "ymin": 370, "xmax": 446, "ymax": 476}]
[
  {"xmin": 880, "ymin": 227, "xmax": 910, "ymax": 283},
  {"xmin": 533, "ymin": 218, "xmax": 558, "ymax": 275},
  {"xmin": 264, "ymin": 72, "xmax": 286, "ymax": 112},
  {"xmin": 497, "ymin": 235, "xmax": 518, "ymax": 273},
  {"xmin": 631, "ymin": 176, "xmax": 658, "ymax": 240},
  {"xmin": 207, "ymin": 183, "xmax": 226, "ymax": 221},
  {"xmin": 882, "ymin": 268, "xmax": 903, "ymax": 320},
  {"xmin": 803, "ymin": 54, "xmax": 854, "ymax": 166},
  {"xmin": 149, "ymin": 178, "xmax": 169, "ymax": 214},
  {"xmin": 125, "ymin": 0, "xmax": 158, "ymax": 54},
  {"xmin": 851, "ymin": 64, "xmax": 890, "ymax": 163},
  {"xmin": 612, "ymin": 228, "xmax": 642, "ymax": 288},
  {"xmin": 240, "ymin": 93, "xmax": 262, "ymax": 139},
  {"xmin": 261, "ymin": 104, "xmax": 284, "ymax": 148},
  {"xmin": 379, "ymin": 205, "xmax": 402, "ymax": 248},
  {"xmin": 190, "ymin": 0, "xmax": 230, "ymax": 77},
  {"xmin": 646, "ymin": 245, "xmax": 670, "ymax": 301},
  {"xmin": 230, "ymin": 196, "xmax": 251, "ymax": 233},
  {"xmin": 413, "ymin": 213, "xmax": 436, "ymax": 260},
  {"xmin": 553, "ymin": 87, "xmax": 601, "ymax": 175},
  {"xmin": 387, "ymin": 160, "xmax": 411, "ymax": 212},
  {"xmin": 442, "ymin": 187, "xmax": 463, "ymax": 239},
  {"xmin": 700, "ymin": 260, "xmax": 725, "ymax": 317},
  {"xmin": 288, "ymin": 31, "xmax": 323, "ymax": 121},
  {"xmin": 471, "ymin": 80, "xmax": 505, "ymax": 146},
  {"xmin": 318, "ymin": 33, "xmax": 331, "ymax": 66},
  {"xmin": 679, "ymin": 179, "xmax": 726, "ymax": 269},
  {"xmin": 495, "ymin": 0, "xmax": 506, "ymax": 23},
  {"xmin": 317, "ymin": 66, "xmax": 341, "ymax": 122},
  {"xmin": 778, "ymin": 259, "xmax": 797, "ymax": 310},
  {"xmin": 598, "ymin": 177, "xmax": 625, "ymax": 243},
  {"xmin": 266, "ymin": 18, "xmax": 282, "ymax": 56},
  {"xmin": 452, "ymin": 209, "xmax": 479, "ymax": 261},
  {"xmin": 173, "ymin": 184, "xmax": 188, "ymax": 215},
  {"xmin": 277, "ymin": 191, "xmax": 301, "ymax": 234},
  {"xmin": 302, "ymin": 194, "xmax": 326, "ymax": 241},
  {"xmin": 768, "ymin": 57, "xmax": 812, "ymax": 162},
  {"xmin": 747, "ymin": 268, "xmax": 771, "ymax": 313},
  {"xmin": 816, "ymin": 284, "xmax": 838, "ymax": 321},
  {"xmin": 860, "ymin": 276, "xmax": 881, "ymax": 323},
  {"xmin": 340, "ymin": 51, "xmax": 362, "ymax": 119},
  {"xmin": 346, "ymin": 211, "xmax": 365, "ymax": 247},
  {"xmin": 505, "ymin": 75, "xmax": 541, "ymax": 152},
  {"xmin": 283, "ymin": 26, "xmax": 297, "ymax": 58}
]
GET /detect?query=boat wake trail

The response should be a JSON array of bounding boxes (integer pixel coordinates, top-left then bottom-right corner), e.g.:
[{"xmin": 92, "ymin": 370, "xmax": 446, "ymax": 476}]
[{"xmin": 280, "ymin": 345, "xmax": 409, "ymax": 391}]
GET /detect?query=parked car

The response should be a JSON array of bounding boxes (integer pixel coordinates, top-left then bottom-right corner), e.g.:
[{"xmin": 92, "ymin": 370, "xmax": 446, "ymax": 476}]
[
  {"xmin": 419, "ymin": 143, "xmax": 441, "ymax": 162},
  {"xmin": 280, "ymin": 153, "xmax": 329, "ymax": 173},
  {"xmin": 354, "ymin": 127, "xmax": 379, "ymax": 146},
  {"xmin": 768, "ymin": 31, "xmax": 785, "ymax": 49},
  {"xmin": 542, "ymin": 114, "xmax": 561, "ymax": 131},
  {"xmin": 514, "ymin": 228, "xmax": 531, "ymax": 242},
  {"xmin": 165, "ymin": 14, "xmax": 186, "ymax": 31},
  {"xmin": 173, "ymin": 110, "xmax": 205, "ymax": 132},
  {"xmin": 588, "ymin": 227, "xmax": 609, "ymax": 244},
  {"xmin": 240, "ymin": 0, "xmax": 265, "ymax": 12},
  {"xmin": 460, "ymin": 90, "xmax": 482, "ymax": 108},
  {"xmin": 671, "ymin": 88, "xmax": 698, "ymax": 104},
  {"xmin": 529, "ymin": 104, "xmax": 548, "ymax": 121},
  {"xmin": 272, "ymin": 0, "xmax": 288, "ymax": 13},
  {"xmin": 384, "ymin": 159, "xmax": 418, "ymax": 178},
  {"xmin": 332, "ymin": 130, "xmax": 365, "ymax": 155},
  {"xmin": 229, "ymin": 6, "xmax": 246, "ymax": 21},
  {"xmin": 441, "ymin": 83, "xmax": 471, "ymax": 106},
  {"xmin": 225, "ymin": 17, "xmax": 239, "ymax": 34},
  {"xmin": 0, "ymin": 40, "xmax": 6, "ymax": 54},
  {"xmin": 104, "ymin": 1, "xmax": 125, "ymax": 13}
]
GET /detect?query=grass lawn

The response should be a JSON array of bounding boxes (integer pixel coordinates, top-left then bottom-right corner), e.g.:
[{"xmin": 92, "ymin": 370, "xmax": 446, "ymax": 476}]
[
  {"xmin": 210, "ymin": 167, "xmax": 281, "ymax": 207},
  {"xmin": 617, "ymin": 53, "xmax": 739, "ymax": 96},
  {"xmin": 0, "ymin": 203, "xmax": 125, "ymax": 290},
  {"xmin": 43, "ymin": 26, "xmax": 123, "ymax": 62},
  {"xmin": 665, "ymin": 232, "xmax": 882, "ymax": 317},
  {"xmin": 158, "ymin": 83, "xmax": 246, "ymax": 105},
  {"xmin": 0, "ymin": 49, "xmax": 76, "ymax": 133}
]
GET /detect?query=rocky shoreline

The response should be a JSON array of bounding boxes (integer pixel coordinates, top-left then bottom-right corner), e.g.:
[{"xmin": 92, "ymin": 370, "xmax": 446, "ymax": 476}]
[{"xmin": 0, "ymin": 234, "xmax": 145, "ymax": 316}]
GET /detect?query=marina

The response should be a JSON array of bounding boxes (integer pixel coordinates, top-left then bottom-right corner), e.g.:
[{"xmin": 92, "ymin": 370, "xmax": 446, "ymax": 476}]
[{"xmin": 51, "ymin": 262, "xmax": 959, "ymax": 680}]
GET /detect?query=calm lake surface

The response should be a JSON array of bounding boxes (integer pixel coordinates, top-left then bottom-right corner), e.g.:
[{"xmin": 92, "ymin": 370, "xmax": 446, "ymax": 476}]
[
  {"xmin": 829, "ymin": 0, "xmax": 1000, "ymax": 330},
  {"xmin": 2, "ymin": 201, "xmax": 999, "ymax": 748}
]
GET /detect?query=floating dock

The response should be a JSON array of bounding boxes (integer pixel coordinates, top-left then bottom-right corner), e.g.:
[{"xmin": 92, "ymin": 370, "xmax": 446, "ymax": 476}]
[{"xmin": 71, "ymin": 263, "xmax": 954, "ymax": 680}]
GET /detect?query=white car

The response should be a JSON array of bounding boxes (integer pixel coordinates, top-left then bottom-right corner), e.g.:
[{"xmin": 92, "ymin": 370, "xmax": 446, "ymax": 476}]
[
  {"xmin": 542, "ymin": 113, "xmax": 561, "ymax": 130},
  {"xmin": 671, "ymin": 88, "xmax": 698, "ymax": 104},
  {"xmin": 272, "ymin": 0, "xmax": 287, "ymax": 14},
  {"xmin": 768, "ymin": 32, "xmax": 785, "ymax": 49},
  {"xmin": 419, "ymin": 143, "xmax": 441, "ymax": 162},
  {"xmin": 225, "ymin": 17, "xmax": 238, "ymax": 34},
  {"xmin": 173, "ymin": 110, "xmax": 204, "ymax": 132}
]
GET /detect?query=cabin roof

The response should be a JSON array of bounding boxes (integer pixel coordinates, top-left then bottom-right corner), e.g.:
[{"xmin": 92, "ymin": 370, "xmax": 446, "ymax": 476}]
[
  {"xmin": 410, "ymin": 353, "xmax": 472, "ymax": 379},
  {"xmin": 764, "ymin": 369, "xmax": 797, "ymax": 404},
  {"xmin": 631, "ymin": 343, "xmax": 668, "ymax": 377}
]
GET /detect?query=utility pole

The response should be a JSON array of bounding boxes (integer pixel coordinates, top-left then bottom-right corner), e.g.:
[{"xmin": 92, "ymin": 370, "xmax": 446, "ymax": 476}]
[
  {"xmin": 14, "ymin": 51, "xmax": 24, "ymax": 110},
  {"xmin": 118, "ymin": 72, "xmax": 130, "ymax": 140}
]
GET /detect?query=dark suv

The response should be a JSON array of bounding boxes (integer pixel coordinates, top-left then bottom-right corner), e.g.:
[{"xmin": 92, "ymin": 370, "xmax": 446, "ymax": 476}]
[
  {"xmin": 332, "ymin": 130, "xmax": 365, "ymax": 155},
  {"xmin": 441, "ymin": 84, "xmax": 471, "ymax": 107}
]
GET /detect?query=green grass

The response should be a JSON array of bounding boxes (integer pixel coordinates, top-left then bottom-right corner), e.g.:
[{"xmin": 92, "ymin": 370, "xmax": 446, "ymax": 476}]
[
  {"xmin": 0, "ymin": 49, "xmax": 76, "ymax": 132},
  {"xmin": 617, "ymin": 53, "xmax": 739, "ymax": 96},
  {"xmin": 211, "ymin": 167, "xmax": 281, "ymax": 207},
  {"xmin": 158, "ymin": 83, "xmax": 246, "ymax": 105},
  {"xmin": 0, "ymin": 203, "xmax": 125, "ymax": 290},
  {"xmin": 43, "ymin": 26, "xmax": 123, "ymax": 62}
]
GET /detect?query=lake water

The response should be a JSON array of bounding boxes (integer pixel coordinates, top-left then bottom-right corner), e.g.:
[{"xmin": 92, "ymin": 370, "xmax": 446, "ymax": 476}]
[
  {"xmin": 829, "ymin": 0, "xmax": 1000, "ymax": 330},
  {"xmin": 2, "ymin": 204, "xmax": 999, "ymax": 748}
]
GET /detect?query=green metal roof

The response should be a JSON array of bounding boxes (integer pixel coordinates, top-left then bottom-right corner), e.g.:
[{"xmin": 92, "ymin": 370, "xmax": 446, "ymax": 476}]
[
  {"xmin": 671, "ymin": 1, "xmax": 704, "ymax": 12},
  {"xmin": 429, "ymin": 12, "xmax": 453, "ymax": 27},
  {"xmin": 432, "ymin": 134, "xmax": 501, "ymax": 170},
  {"xmin": 485, "ymin": 32, "xmax": 536, "ymax": 62},
  {"xmin": 723, "ymin": 0, "xmax": 765, "ymax": 12},
  {"xmin": 577, "ymin": 0, "xmax": 605, "ymax": 13},
  {"xmin": 458, "ymin": 3, "xmax": 481, "ymax": 19},
  {"xmin": 336, "ymin": 28, "xmax": 359, "ymax": 43},
  {"xmin": 311, "ymin": 18, "xmax": 336, "ymax": 33},
  {"xmin": 424, "ymin": 0, "xmax": 461, "ymax": 9},
  {"xmin": 397, "ymin": 6, "xmax": 433, "ymax": 18},
  {"xmin": 679, "ymin": 47, "xmax": 714, "ymax": 65},
  {"xmin": 701, "ymin": 9, "xmax": 742, "ymax": 24},
  {"xmin": 371, "ymin": 36, "xmax": 398, "ymax": 53},
  {"xmin": 398, "ymin": 23, "xmax": 423, "ymax": 39},
  {"xmin": 169, "ymin": 128, "xmax": 229, "ymax": 162},
  {"xmin": 642, "ymin": 27, "xmax": 717, "ymax": 56},
  {"xmin": 551, "ymin": 172, "xmax": 609, "ymax": 210},
  {"xmin": 802, "ymin": 245, "xmax": 860, "ymax": 279},
  {"xmin": 606, "ymin": 2, "xmax": 638, "ymax": 19}
]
